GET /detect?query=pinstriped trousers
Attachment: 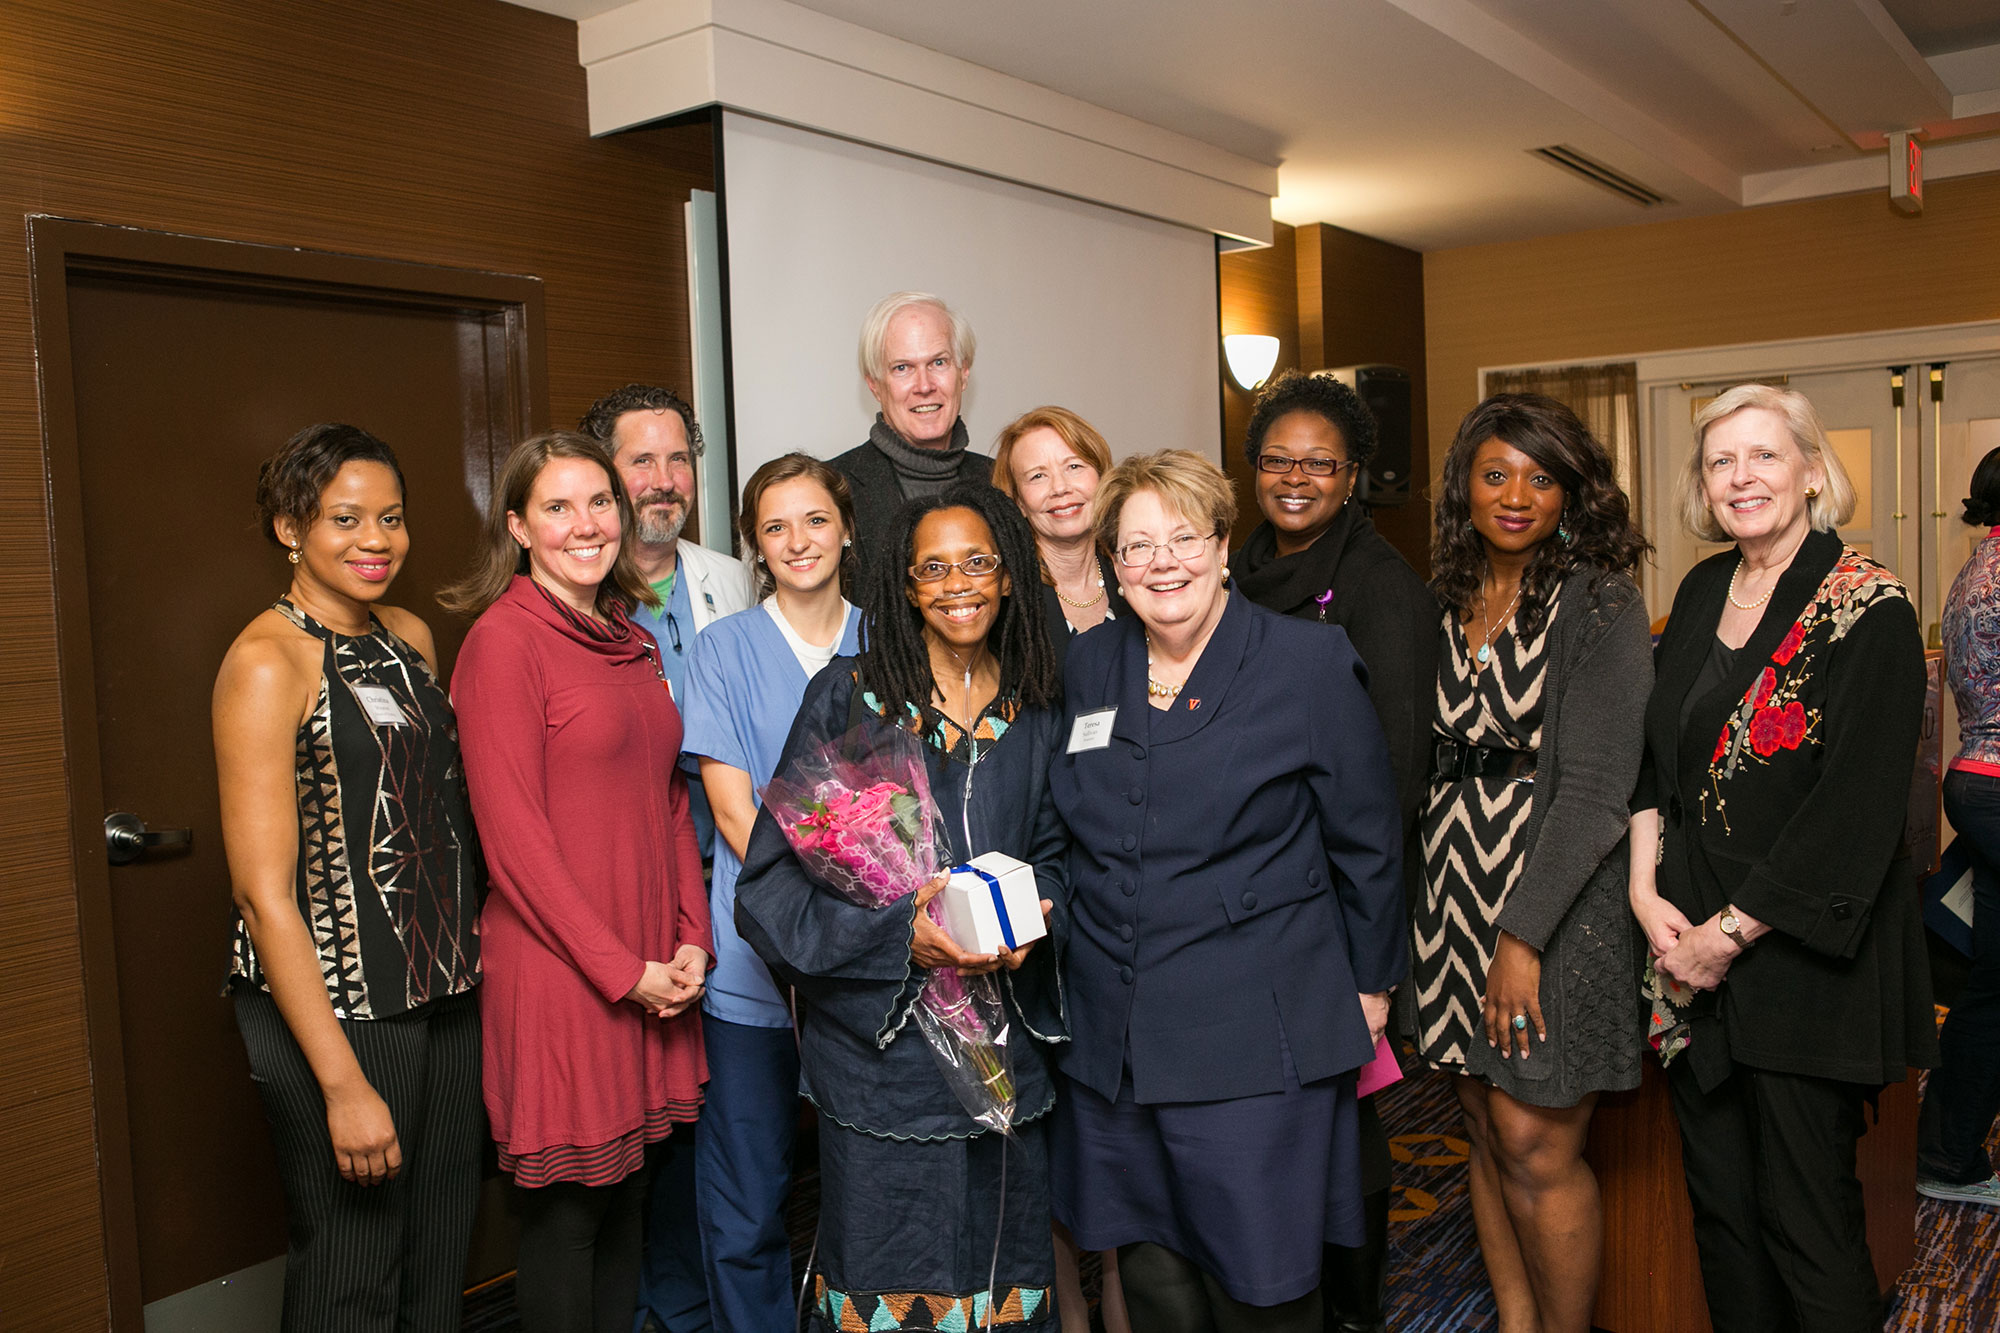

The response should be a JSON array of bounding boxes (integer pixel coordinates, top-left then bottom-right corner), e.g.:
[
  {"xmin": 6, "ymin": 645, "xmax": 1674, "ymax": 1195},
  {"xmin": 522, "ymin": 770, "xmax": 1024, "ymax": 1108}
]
[{"xmin": 234, "ymin": 987, "xmax": 484, "ymax": 1333}]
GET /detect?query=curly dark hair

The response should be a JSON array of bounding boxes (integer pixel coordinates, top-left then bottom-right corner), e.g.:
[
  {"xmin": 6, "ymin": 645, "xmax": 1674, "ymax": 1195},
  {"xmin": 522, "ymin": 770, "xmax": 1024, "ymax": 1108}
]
[
  {"xmin": 255, "ymin": 423, "xmax": 406, "ymax": 549},
  {"xmin": 1966, "ymin": 446, "xmax": 2000, "ymax": 527},
  {"xmin": 856, "ymin": 483, "xmax": 1060, "ymax": 715},
  {"xmin": 1242, "ymin": 370, "xmax": 1378, "ymax": 471},
  {"xmin": 1430, "ymin": 393, "xmax": 1650, "ymax": 638},
  {"xmin": 578, "ymin": 383, "xmax": 705, "ymax": 458}
]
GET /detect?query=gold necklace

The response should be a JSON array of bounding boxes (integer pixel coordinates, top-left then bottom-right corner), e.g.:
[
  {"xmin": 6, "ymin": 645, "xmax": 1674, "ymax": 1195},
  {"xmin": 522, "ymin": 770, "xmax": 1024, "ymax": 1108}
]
[
  {"xmin": 1055, "ymin": 574, "xmax": 1105, "ymax": 609},
  {"xmin": 1726, "ymin": 560, "xmax": 1776, "ymax": 611}
]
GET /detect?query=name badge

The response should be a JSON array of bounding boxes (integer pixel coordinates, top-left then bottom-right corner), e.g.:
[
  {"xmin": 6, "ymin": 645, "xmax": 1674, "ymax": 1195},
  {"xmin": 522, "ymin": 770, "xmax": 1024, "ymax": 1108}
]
[
  {"xmin": 353, "ymin": 684, "xmax": 409, "ymax": 727},
  {"xmin": 1067, "ymin": 707, "xmax": 1116, "ymax": 753}
]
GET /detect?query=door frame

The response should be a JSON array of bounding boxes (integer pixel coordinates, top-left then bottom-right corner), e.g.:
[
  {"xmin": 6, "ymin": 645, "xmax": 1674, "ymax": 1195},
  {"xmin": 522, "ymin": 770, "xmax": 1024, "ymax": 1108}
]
[{"xmin": 26, "ymin": 216, "xmax": 546, "ymax": 1329}]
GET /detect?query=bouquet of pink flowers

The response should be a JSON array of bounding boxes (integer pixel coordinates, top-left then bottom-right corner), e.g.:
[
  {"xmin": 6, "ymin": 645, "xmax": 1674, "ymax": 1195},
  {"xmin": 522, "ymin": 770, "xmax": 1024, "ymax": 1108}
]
[{"xmin": 761, "ymin": 721, "xmax": 1019, "ymax": 1134}]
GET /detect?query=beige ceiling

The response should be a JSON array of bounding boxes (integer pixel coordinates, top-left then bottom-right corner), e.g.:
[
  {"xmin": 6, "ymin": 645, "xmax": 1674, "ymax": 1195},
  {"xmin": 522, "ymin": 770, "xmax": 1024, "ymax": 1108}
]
[{"xmin": 508, "ymin": 0, "xmax": 2000, "ymax": 251}]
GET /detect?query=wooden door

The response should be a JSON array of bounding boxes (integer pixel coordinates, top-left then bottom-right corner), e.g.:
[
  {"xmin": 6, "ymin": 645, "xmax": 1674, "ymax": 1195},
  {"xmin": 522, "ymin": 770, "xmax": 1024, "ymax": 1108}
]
[{"xmin": 31, "ymin": 219, "xmax": 543, "ymax": 1315}]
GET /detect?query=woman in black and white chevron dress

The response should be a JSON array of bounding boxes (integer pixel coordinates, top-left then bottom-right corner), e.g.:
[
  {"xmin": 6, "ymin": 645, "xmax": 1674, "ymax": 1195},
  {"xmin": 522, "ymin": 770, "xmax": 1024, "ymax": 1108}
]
[{"xmin": 1412, "ymin": 394, "xmax": 1652, "ymax": 1333}]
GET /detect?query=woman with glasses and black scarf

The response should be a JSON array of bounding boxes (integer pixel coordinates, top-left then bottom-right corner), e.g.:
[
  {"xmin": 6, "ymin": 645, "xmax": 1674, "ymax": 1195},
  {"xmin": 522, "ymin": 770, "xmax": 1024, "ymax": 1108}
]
[
  {"xmin": 1051, "ymin": 450, "xmax": 1406, "ymax": 1332},
  {"xmin": 1232, "ymin": 372, "xmax": 1437, "ymax": 1333},
  {"xmin": 1414, "ymin": 395, "xmax": 1651, "ymax": 1333}
]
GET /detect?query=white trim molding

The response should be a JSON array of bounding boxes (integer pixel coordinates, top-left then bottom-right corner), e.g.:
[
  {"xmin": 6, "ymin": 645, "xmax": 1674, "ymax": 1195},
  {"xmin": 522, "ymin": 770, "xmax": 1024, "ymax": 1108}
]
[{"xmin": 574, "ymin": 0, "xmax": 1279, "ymax": 244}]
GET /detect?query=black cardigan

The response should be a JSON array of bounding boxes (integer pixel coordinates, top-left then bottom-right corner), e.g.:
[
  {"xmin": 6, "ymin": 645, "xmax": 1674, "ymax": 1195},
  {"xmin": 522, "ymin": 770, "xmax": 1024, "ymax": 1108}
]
[
  {"xmin": 1637, "ymin": 528, "xmax": 1936, "ymax": 1087},
  {"xmin": 827, "ymin": 429, "xmax": 1002, "ymax": 600}
]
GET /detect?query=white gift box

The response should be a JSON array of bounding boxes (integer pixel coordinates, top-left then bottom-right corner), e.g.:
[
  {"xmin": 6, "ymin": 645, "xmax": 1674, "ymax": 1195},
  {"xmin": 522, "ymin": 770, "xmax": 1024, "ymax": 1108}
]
[{"xmin": 940, "ymin": 852, "xmax": 1048, "ymax": 955}]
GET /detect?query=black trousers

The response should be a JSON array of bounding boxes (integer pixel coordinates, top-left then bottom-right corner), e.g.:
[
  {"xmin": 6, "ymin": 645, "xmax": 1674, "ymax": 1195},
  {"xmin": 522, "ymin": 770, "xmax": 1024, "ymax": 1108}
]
[
  {"xmin": 516, "ymin": 1154, "xmax": 655, "ymax": 1333},
  {"xmin": 1666, "ymin": 1059, "xmax": 1882, "ymax": 1333},
  {"xmin": 234, "ymin": 987, "xmax": 484, "ymax": 1333},
  {"xmin": 1920, "ymin": 769, "xmax": 2000, "ymax": 1184}
]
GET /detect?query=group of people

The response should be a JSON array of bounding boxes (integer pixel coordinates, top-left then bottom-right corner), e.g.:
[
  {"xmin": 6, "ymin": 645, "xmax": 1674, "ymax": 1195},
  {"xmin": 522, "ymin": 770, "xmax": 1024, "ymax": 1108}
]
[{"xmin": 214, "ymin": 289, "xmax": 1980, "ymax": 1333}]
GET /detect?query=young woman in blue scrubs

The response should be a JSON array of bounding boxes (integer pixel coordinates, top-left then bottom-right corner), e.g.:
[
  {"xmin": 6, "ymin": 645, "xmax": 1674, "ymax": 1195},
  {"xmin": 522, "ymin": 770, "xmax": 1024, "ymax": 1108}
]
[{"xmin": 678, "ymin": 453, "xmax": 862, "ymax": 1330}]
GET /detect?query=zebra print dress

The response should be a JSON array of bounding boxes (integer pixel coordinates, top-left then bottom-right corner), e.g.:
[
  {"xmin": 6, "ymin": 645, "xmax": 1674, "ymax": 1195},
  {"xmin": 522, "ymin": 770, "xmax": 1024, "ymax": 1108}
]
[{"xmin": 1413, "ymin": 596, "xmax": 1557, "ymax": 1070}]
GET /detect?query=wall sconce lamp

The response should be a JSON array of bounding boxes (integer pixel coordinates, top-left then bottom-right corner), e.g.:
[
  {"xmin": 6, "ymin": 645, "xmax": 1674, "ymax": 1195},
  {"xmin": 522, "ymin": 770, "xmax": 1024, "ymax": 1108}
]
[{"xmin": 1223, "ymin": 334, "xmax": 1280, "ymax": 391}]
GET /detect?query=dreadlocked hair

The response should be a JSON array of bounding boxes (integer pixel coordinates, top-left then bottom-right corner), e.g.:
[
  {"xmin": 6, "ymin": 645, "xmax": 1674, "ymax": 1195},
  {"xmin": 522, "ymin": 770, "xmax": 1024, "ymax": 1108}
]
[
  {"xmin": 1430, "ymin": 393, "xmax": 1651, "ymax": 639},
  {"xmin": 856, "ymin": 483, "xmax": 1061, "ymax": 716}
]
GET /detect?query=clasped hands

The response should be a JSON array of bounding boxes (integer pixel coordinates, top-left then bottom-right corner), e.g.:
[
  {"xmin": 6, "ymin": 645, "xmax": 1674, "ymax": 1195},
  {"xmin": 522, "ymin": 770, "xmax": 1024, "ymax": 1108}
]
[
  {"xmin": 910, "ymin": 873, "xmax": 1051, "ymax": 976},
  {"xmin": 1631, "ymin": 886, "xmax": 1755, "ymax": 991},
  {"xmin": 626, "ymin": 944, "xmax": 709, "ymax": 1018}
]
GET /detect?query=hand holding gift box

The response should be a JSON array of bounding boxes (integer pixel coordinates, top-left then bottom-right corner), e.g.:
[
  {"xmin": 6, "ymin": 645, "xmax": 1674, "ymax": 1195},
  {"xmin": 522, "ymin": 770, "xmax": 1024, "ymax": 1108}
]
[{"xmin": 940, "ymin": 853, "xmax": 1049, "ymax": 956}]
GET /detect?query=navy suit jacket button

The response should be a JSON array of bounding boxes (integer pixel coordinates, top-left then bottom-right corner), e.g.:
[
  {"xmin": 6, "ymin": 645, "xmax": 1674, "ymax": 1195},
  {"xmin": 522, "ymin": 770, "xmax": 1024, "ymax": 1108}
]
[
  {"xmin": 1241, "ymin": 891, "xmax": 1258, "ymax": 911},
  {"xmin": 1131, "ymin": 744, "xmax": 1146, "ymax": 759},
  {"xmin": 1119, "ymin": 879, "xmax": 1136, "ymax": 897},
  {"xmin": 1128, "ymin": 786, "xmax": 1144, "ymax": 805},
  {"xmin": 1308, "ymin": 868, "xmax": 1321, "ymax": 887},
  {"xmin": 1122, "ymin": 833, "xmax": 1137, "ymax": 852},
  {"xmin": 1119, "ymin": 923, "xmax": 1134, "ymax": 942},
  {"xmin": 1119, "ymin": 965, "xmax": 1134, "ymax": 985}
]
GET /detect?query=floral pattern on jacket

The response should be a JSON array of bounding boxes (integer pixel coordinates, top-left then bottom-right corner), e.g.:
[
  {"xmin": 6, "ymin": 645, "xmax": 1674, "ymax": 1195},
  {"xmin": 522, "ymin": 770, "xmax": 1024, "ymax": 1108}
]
[{"xmin": 1705, "ymin": 548, "xmax": 1910, "ymax": 830}]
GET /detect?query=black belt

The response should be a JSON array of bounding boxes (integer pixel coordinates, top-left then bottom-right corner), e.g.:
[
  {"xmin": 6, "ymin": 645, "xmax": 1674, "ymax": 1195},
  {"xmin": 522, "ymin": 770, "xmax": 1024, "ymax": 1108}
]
[{"xmin": 1433, "ymin": 737, "xmax": 1537, "ymax": 784}]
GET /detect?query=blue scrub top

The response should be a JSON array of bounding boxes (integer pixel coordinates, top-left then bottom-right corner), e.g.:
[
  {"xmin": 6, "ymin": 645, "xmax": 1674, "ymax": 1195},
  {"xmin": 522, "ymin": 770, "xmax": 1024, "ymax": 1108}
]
[
  {"xmin": 634, "ymin": 570, "xmax": 719, "ymax": 856},
  {"xmin": 680, "ymin": 600, "xmax": 863, "ymax": 1027}
]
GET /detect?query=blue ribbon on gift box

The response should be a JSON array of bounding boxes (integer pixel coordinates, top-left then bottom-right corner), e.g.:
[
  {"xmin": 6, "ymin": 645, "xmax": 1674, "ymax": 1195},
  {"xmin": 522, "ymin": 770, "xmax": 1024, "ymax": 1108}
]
[{"xmin": 954, "ymin": 862, "xmax": 1017, "ymax": 950}]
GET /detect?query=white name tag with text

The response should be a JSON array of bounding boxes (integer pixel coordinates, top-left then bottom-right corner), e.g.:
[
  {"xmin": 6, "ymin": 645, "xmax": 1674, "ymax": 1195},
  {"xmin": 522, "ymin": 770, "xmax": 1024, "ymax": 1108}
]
[
  {"xmin": 1067, "ymin": 707, "xmax": 1116, "ymax": 753},
  {"xmin": 354, "ymin": 684, "xmax": 409, "ymax": 727}
]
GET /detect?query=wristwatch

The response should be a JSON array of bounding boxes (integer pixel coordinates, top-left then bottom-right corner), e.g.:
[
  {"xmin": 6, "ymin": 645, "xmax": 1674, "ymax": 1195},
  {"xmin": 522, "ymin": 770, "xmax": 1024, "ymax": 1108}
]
[{"xmin": 1718, "ymin": 906, "xmax": 1753, "ymax": 948}]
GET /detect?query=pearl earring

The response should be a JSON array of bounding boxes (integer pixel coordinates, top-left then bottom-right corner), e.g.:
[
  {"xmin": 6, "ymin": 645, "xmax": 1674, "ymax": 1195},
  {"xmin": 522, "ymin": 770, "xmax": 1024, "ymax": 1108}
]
[
  {"xmin": 1805, "ymin": 486, "xmax": 1819, "ymax": 498},
  {"xmin": 288, "ymin": 544, "xmax": 301, "ymax": 565}
]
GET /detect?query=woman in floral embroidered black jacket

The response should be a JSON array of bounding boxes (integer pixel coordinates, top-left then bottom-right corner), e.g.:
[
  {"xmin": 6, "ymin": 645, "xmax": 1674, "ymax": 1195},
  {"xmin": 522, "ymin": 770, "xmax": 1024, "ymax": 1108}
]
[{"xmin": 1629, "ymin": 384, "xmax": 1936, "ymax": 1333}]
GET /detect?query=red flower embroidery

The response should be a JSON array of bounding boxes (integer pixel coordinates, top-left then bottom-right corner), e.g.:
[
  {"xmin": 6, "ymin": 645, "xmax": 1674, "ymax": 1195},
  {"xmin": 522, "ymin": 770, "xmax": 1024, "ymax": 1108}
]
[
  {"xmin": 1748, "ymin": 706, "xmax": 1784, "ymax": 756},
  {"xmin": 1713, "ymin": 730, "xmax": 1730, "ymax": 762},
  {"xmin": 1773, "ymin": 622, "xmax": 1806, "ymax": 665},
  {"xmin": 1752, "ymin": 667, "xmax": 1777, "ymax": 707},
  {"xmin": 1778, "ymin": 699, "xmax": 1806, "ymax": 748}
]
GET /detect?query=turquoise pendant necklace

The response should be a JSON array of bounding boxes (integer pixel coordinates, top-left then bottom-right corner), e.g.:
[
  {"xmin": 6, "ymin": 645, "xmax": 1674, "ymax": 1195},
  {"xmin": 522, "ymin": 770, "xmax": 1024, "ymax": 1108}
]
[{"xmin": 1476, "ymin": 583, "xmax": 1524, "ymax": 665}]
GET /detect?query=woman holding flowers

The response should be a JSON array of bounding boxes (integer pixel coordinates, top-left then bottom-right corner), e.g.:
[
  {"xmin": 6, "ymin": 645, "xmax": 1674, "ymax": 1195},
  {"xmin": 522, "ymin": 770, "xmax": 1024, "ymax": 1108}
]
[
  {"xmin": 1630, "ymin": 384, "xmax": 1933, "ymax": 1332},
  {"xmin": 735, "ymin": 483, "xmax": 1069, "ymax": 1332}
]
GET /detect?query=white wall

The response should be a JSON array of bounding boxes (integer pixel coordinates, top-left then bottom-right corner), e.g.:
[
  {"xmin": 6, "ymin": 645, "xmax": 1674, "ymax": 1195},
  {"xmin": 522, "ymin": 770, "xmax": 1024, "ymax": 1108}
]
[{"xmin": 720, "ymin": 111, "xmax": 1221, "ymax": 500}]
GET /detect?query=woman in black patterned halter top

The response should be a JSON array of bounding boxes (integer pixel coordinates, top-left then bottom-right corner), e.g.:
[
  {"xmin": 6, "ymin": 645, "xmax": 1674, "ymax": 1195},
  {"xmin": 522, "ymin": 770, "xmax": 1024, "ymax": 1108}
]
[
  {"xmin": 1413, "ymin": 396, "xmax": 1652, "ymax": 1333},
  {"xmin": 215, "ymin": 424, "xmax": 483, "ymax": 1333}
]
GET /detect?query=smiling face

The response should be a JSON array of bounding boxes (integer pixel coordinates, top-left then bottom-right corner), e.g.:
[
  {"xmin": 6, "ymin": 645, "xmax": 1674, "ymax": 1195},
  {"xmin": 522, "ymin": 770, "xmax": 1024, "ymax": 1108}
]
[
  {"xmin": 609, "ymin": 408, "xmax": 696, "ymax": 548},
  {"xmin": 1008, "ymin": 426, "xmax": 1101, "ymax": 546},
  {"xmin": 279, "ymin": 460, "xmax": 408, "ymax": 606},
  {"xmin": 866, "ymin": 305, "xmax": 968, "ymax": 448},
  {"xmin": 1700, "ymin": 406, "xmax": 1820, "ymax": 551},
  {"xmin": 755, "ymin": 476, "xmax": 847, "ymax": 598},
  {"xmin": 1112, "ymin": 488, "xmax": 1226, "ymax": 637},
  {"xmin": 905, "ymin": 507, "xmax": 1011, "ymax": 657},
  {"xmin": 1468, "ymin": 437, "xmax": 1566, "ymax": 562},
  {"xmin": 506, "ymin": 455, "xmax": 622, "ymax": 614},
  {"xmin": 1255, "ymin": 409, "xmax": 1356, "ymax": 556}
]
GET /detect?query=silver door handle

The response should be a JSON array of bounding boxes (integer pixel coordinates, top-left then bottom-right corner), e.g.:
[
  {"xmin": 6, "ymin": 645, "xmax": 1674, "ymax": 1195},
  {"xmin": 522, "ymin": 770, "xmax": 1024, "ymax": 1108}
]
[{"xmin": 104, "ymin": 812, "xmax": 193, "ymax": 865}]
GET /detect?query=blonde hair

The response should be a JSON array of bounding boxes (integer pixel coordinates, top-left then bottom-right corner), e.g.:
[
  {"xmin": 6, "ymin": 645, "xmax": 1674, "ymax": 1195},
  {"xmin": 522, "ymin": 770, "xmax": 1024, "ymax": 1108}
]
[
  {"xmin": 990, "ymin": 406, "xmax": 1114, "ymax": 502},
  {"xmin": 1092, "ymin": 450, "xmax": 1238, "ymax": 556},
  {"xmin": 1681, "ymin": 384, "xmax": 1856, "ymax": 541},
  {"xmin": 856, "ymin": 292, "xmax": 976, "ymax": 383}
]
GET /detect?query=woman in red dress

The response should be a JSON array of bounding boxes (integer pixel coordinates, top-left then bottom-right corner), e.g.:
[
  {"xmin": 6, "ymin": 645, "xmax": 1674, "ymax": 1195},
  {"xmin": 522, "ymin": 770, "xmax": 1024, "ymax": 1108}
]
[{"xmin": 443, "ymin": 431, "xmax": 711, "ymax": 1333}]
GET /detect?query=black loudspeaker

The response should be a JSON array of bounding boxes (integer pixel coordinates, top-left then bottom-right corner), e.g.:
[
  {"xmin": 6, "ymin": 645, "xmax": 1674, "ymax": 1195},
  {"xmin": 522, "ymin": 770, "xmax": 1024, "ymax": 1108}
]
[{"xmin": 1320, "ymin": 364, "xmax": 1411, "ymax": 507}]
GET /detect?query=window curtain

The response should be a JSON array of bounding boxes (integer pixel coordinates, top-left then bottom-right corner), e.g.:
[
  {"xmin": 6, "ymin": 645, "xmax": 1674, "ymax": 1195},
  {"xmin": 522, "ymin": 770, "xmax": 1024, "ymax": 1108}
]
[{"xmin": 1484, "ymin": 362, "xmax": 1640, "ymax": 515}]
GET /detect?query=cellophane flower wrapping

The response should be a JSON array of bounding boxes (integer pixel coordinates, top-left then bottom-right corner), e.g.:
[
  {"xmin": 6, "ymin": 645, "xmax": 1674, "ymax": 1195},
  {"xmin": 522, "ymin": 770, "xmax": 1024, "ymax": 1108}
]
[{"xmin": 760, "ymin": 721, "xmax": 1019, "ymax": 1134}]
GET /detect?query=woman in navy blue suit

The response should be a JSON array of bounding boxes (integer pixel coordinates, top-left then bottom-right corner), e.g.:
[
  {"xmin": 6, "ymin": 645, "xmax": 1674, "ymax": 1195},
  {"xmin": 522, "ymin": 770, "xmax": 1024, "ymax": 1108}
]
[{"xmin": 1049, "ymin": 450, "xmax": 1408, "ymax": 1331}]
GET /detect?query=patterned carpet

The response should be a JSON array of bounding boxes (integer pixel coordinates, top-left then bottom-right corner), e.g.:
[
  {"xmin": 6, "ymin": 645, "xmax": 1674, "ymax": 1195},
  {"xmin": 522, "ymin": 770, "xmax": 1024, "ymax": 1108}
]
[{"xmin": 464, "ymin": 1065, "xmax": 2000, "ymax": 1331}]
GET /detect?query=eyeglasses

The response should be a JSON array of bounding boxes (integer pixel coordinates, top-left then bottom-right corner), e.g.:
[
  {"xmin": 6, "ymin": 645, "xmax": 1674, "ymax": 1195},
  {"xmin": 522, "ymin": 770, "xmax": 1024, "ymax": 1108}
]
[
  {"xmin": 1114, "ymin": 531, "xmax": 1216, "ymax": 568},
  {"xmin": 1256, "ymin": 454, "xmax": 1357, "ymax": 478},
  {"xmin": 908, "ymin": 553, "xmax": 1003, "ymax": 583},
  {"xmin": 659, "ymin": 608, "xmax": 682, "ymax": 655}
]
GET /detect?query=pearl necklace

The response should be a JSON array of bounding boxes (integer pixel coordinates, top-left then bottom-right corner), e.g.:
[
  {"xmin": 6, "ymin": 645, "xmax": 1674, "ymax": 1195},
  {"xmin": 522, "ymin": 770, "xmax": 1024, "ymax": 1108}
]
[
  {"xmin": 1145, "ymin": 635, "xmax": 1184, "ymax": 699},
  {"xmin": 1726, "ymin": 560, "xmax": 1776, "ymax": 611}
]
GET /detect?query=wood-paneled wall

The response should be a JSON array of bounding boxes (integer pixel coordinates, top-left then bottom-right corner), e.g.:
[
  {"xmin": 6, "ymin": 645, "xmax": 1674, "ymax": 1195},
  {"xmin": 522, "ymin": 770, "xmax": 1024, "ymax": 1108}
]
[
  {"xmin": 1217, "ymin": 220, "xmax": 1432, "ymax": 573},
  {"xmin": 1423, "ymin": 172, "xmax": 2000, "ymax": 480},
  {"xmin": 0, "ymin": 3, "xmax": 712, "ymax": 1325}
]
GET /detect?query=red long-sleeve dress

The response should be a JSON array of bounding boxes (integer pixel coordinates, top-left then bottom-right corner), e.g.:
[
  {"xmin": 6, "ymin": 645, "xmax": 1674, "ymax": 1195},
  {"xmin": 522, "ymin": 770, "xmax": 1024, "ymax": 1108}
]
[{"xmin": 453, "ymin": 576, "xmax": 711, "ymax": 1187}]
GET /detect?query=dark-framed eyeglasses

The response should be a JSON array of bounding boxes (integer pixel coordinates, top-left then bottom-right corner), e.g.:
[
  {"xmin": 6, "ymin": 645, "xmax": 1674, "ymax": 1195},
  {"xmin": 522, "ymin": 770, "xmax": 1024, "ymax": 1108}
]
[
  {"xmin": 1256, "ymin": 454, "xmax": 1357, "ymax": 478},
  {"xmin": 908, "ymin": 553, "xmax": 1003, "ymax": 583},
  {"xmin": 659, "ymin": 608, "xmax": 682, "ymax": 655},
  {"xmin": 1114, "ymin": 531, "xmax": 1217, "ymax": 568}
]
